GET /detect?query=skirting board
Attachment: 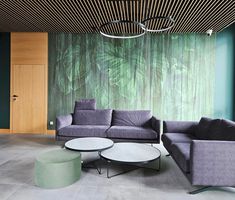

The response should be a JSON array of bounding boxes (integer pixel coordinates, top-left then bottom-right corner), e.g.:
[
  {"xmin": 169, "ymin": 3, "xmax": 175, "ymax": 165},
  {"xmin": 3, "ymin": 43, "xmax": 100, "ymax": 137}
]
[
  {"xmin": 0, "ymin": 129, "xmax": 10, "ymax": 134},
  {"xmin": 0, "ymin": 129, "xmax": 55, "ymax": 135},
  {"xmin": 47, "ymin": 130, "xmax": 55, "ymax": 135}
]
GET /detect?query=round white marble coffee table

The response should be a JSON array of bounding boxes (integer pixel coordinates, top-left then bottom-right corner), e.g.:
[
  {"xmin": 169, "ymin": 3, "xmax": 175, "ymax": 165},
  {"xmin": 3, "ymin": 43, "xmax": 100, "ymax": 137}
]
[
  {"xmin": 99, "ymin": 142, "xmax": 161, "ymax": 178},
  {"xmin": 65, "ymin": 137, "xmax": 114, "ymax": 174},
  {"xmin": 65, "ymin": 137, "xmax": 114, "ymax": 152}
]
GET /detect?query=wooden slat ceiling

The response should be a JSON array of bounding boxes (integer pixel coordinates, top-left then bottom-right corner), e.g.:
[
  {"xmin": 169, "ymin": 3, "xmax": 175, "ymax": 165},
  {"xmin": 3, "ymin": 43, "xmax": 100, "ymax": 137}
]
[{"xmin": 0, "ymin": 0, "xmax": 235, "ymax": 33}]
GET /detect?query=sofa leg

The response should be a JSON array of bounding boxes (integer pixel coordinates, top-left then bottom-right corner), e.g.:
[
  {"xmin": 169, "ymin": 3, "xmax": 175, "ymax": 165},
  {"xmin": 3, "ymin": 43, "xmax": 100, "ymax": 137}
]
[{"xmin": 189, "ymin": 186, "xmax": 211, "ymax": 194}]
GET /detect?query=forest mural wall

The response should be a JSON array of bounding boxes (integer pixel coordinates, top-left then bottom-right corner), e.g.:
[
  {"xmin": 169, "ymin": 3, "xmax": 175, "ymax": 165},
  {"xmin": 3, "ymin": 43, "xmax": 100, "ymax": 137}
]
[{"xmin": 48, "ymin": 33, "xmax": 215, "ymax": 129}]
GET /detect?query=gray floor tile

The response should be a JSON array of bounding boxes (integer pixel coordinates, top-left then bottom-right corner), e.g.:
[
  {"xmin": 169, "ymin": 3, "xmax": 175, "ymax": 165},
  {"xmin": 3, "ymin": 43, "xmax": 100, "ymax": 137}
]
[{"xmin": 0, "ymin": 134, "xmax": 235, "ymax": 200}]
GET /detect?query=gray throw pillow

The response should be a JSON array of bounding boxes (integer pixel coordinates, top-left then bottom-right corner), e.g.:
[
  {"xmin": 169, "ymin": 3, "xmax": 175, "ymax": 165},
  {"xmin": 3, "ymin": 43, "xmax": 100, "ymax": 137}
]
[
  {"xmin": 207, "ymin": 119, "xmax": 222, "ymax": 140},
  {"xmin": 195, "ymin": 117, "xmax": 213, "ymax": 139},
  {"xmin": 209, "ymin": 119, "xmax": 235, "ymax": 141}
]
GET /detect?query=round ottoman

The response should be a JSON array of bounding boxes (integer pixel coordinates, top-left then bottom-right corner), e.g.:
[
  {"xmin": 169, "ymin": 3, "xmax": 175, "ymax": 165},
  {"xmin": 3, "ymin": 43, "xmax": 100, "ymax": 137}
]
[{"xmin": 34, "ymin": 149, "xmax": 81, "ymax": 189}]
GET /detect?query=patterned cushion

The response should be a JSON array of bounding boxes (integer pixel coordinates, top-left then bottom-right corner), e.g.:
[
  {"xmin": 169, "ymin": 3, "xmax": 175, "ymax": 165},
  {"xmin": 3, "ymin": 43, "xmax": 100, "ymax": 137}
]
[
  {"xmin": 73, "ymin": 109, "xmax": 112, "ymax": 125},
  {"xmin": 74, "ymin": 99, "xmax": 96, "ymax": 111},
  {"xmin": 112, "ymin": 110, "xmax": 152, "ymax": 127}
]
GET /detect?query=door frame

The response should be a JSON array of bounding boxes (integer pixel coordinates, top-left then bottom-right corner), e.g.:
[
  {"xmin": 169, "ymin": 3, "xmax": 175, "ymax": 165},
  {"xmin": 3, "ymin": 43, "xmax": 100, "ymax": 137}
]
[
  {"xmin": 10, "ymin": 32, "xmax": 48, "ymax": 134},
  {"xmin": 10, "ymin": 64, "xmax": 48, "ymax": 134}
]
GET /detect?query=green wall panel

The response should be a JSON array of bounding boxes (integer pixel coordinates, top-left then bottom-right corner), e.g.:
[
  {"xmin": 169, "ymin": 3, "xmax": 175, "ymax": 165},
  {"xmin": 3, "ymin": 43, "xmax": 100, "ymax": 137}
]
[
  {"xmin": 48, "ymin": 33, "xmax": 216, "ymax": 129},
  {"xmin": 0, "ymin": 33, "xmax": 10, "ymax": 128},
  {"xmin": 215, "ymin": 24, "xmax": 235, "ymax": 120}
]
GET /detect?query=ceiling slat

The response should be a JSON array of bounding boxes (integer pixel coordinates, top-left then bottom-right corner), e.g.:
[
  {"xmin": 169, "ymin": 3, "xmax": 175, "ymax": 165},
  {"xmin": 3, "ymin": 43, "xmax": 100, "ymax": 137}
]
[{"xmin": 0, "ymin": 0, "xmax": 234, "ymax": 33}]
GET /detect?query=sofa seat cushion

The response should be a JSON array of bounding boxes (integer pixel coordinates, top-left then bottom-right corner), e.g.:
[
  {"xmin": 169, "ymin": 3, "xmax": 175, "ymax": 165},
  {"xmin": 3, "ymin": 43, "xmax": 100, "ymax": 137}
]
[
  {"xmin": 73, "ymin": 109, "xmax": 112, "ymax": 126},
  {"xmin": 107, "ymin": 126, "xmax": 158, "ymax": 140},
  {"xmin": 171, "ymin": 143, "xmax": 191, "ymax": 173},
  {"xmin": 57, "ymin": 125, "xmax": 109, "ymax": 137},
  {"xmin": 112, "ymin": 110, "xmax": 152, "ymax": 127},
  {"xmin": 162, "ymin": 133, "xmax": 196, "ymax": 151}
]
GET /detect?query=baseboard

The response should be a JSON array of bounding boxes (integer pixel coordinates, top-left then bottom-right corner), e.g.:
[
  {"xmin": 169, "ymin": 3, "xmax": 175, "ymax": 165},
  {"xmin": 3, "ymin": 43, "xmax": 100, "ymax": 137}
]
[
  {"xmin": 0, "ymin": 129, "xmax": 10, "ymax": 134},
  {"xmin": 47, "ymin": 130, "xmax": 55, "ymax": 135},
  {"xmin": 0, "ymin": 129, "xmax": 55, "ymax": 134}
]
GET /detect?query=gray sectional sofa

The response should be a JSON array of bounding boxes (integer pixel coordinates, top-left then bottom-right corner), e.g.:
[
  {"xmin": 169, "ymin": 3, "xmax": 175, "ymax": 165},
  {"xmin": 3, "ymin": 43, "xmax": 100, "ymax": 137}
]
[
  {"xmin": 162, "ymin": 117, "xmax": 235, "ymax": 193},
  {"xmin": 56, "ymin": 99, "xmax": 160, "ymax": 143}
]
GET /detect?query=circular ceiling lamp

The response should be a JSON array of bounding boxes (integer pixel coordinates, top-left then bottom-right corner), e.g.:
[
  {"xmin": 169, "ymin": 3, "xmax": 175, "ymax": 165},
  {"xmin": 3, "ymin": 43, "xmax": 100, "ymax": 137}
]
[
  {"xmin": 99, "ymin": 20, "xmax": 146, "ymax": 39},
  {"xmin": 141, "ymin": 16, "xmax": 175, "ymax": 32}
]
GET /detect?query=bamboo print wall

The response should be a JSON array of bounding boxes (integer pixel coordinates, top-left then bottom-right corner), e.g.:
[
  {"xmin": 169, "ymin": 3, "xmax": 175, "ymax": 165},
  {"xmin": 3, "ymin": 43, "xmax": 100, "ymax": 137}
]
[{"xmin": 48, "ymin": 33, "xmax": 215, "ymax": 129}]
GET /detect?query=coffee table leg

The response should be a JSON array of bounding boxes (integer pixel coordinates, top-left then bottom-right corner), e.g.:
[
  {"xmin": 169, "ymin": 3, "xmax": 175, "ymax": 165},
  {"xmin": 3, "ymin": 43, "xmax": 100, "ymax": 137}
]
[
  {"xmin": 107, "ymin": 161, "xmax": 110, "ymax": 178},
  {"xmin": 106, "ymin": 156, "xmax": 161, "ymax": 178},
  {"xmin": 95, "ymin": 162, "xmax": 102, "ymax": 174},
  {"xmin": 82, "ymin": 160, "xmax": 102, "ymax": 174},
  {"xmin": 157, "ymin": 156, "xmax": 161, "ymax": 171},
  {"xmin": 106, "ymin": 161, "xmax": 140, "ymax": 179}
]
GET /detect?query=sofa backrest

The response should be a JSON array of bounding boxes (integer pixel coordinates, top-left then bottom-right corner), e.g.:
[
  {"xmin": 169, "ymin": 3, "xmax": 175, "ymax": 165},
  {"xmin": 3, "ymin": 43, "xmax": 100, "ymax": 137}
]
[
  {"xmin": 74, "ymin": 99, "xmax": 96, "ymax": 111},
  {"xmin": 73, "ymin": 109, "xmax": 112, "ymax": 126},
  {"xmin": 163, "ymin": 120, "xmax": 198, "ymax": 134},
  {"xmin": 112, "ymin": 110, "xmax": 152, "ymax": 127}
]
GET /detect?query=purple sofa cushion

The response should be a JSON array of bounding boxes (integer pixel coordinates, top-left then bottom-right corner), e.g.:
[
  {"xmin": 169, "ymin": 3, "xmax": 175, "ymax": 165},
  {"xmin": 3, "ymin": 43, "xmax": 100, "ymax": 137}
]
[
  {"xmin": 74, "ymin": 99, "xmax": 96, "ymax": 111},
  {"xmin": 162, "ymin": 133, "xmax": 196, "ymax": 151},
  {"xmin": 112, "ymin": 110, "xmax": 152, "ymax": 127},
  {"xmin": 208, "ymin": 119, "xmax": 235, "ymax": 141},
  {"xmin": 171, "ymin": 143, "xmax": 191, "ymax": 173},
  {"xmin": 73, "ymin": 109, "xmax": 112, "ymax": 125},
  {"xmin": 57, "ymin": 125, "xmax": 109, "ymax": 137},
  {"xmin": 107, "ymin": 126, "xmax": 158, "ymax": 140},
  {"xmin": 195, "ymin": 117, "xmax": 213, "ymax": 139}
]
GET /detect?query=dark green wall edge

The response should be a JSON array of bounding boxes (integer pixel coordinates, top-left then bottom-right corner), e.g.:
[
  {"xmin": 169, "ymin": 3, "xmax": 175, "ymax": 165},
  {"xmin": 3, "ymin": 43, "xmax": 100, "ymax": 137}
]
[
  {"xmin": 0, "ymin": 33, "xmax": 10, "ymax": 128},
  {"xmin": 215, "ymin": 23, "xmax": 235, "ymax": 120}
]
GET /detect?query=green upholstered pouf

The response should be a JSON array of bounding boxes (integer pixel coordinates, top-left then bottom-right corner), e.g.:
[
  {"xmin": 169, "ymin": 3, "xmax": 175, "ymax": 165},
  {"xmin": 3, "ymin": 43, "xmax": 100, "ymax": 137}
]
[{"xmin": 34, "ymin": 149, "xmax": 81, "ymax": 189}]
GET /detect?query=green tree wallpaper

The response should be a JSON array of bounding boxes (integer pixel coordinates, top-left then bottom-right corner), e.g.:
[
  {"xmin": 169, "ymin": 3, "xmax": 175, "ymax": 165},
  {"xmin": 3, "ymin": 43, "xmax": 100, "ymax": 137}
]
[{"xmin": 48, "ymin": 33, "xmax": 215, "ymax": 129}]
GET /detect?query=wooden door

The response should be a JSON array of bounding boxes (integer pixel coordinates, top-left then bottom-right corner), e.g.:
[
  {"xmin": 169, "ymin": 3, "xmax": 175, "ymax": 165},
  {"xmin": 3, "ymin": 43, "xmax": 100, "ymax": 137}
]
[{"xmin": 11, "ymin": 65, "xmax": 47, "ymax": 133}]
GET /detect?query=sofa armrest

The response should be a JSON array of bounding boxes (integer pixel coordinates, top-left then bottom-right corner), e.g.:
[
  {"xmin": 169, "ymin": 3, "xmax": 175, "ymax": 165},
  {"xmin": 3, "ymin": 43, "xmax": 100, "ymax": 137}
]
[
  {"xmin": 163, "ymin": 120, "xmax": 198, "ymax": 134},
  {"xmin": 190, "ymin": 140, "xmax": 235, "ymax": 186},
  {"xmin": 56, "ymin": 114, "xmax": 73, "ymax": 131}
]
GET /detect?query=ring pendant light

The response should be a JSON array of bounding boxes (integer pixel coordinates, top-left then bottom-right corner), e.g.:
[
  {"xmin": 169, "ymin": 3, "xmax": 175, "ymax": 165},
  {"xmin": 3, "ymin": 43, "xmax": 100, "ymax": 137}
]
[
  {"xmin": 99, "ymin": 20, "xmax": 146, "ymax": 39},
  {"xmin": 99, "ymin": 17, "xmax": 175, "ymax": 39}
]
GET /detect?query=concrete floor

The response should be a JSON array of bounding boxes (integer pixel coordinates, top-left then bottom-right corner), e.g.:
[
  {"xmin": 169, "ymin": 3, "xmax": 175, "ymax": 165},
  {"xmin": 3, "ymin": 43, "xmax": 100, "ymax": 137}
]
[{"xmin": 0, "ymin": 134, "xmax": 235, "ymax": 200}]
